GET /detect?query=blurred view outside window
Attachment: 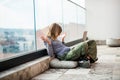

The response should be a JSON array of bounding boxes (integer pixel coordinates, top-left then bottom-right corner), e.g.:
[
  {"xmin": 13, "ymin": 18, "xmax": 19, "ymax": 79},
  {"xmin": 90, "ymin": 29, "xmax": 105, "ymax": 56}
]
[
  {"xmin": 0, "ymin": 0, "xmax": 85, "ymax": 60},
  {"xmin": 0, "ymin": 0, "xmax": 35, "ymax": 60}
]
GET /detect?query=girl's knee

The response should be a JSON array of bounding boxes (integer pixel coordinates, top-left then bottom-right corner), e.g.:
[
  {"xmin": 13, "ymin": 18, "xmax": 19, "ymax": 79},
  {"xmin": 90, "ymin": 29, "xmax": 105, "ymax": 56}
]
[{"xmin": 86, "ymin": 40, "xmax": 96, "ymax": 45}]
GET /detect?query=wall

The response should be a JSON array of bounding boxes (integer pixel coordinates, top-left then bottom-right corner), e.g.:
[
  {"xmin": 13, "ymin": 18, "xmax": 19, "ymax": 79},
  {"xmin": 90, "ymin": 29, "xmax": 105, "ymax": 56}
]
[{"xmin": 86, "ymin": 0, "xmax": 120, "ymax": 40}]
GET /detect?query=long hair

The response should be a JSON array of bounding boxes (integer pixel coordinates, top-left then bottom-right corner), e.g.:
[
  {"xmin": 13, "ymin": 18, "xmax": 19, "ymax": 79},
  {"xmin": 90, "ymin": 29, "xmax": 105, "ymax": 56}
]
[{"xmin": 47, "ymin": 23, "xmax": 62, "ymax": 40}]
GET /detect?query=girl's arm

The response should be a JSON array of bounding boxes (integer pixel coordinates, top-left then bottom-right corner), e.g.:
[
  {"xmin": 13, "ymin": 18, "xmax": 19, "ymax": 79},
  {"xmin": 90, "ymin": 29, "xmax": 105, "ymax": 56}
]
[
  {"xmin": 59, "ymin": 33, "xmax": 66, "ymax": 43},
  {"xmin": 41, "ymin": 35, "xmax": 51, "ymax": 45},
  {"xmin": 38, "ymin": 30, "xmax": 54, "ymax": 57},
  {"xmin": 44, "ymin": 41, "xmax": 55, "ymax": 57}
]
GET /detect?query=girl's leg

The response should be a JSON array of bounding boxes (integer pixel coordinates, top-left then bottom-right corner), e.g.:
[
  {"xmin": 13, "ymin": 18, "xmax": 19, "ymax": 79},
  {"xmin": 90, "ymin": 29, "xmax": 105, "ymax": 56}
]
[
  {"xmin": 64, "ymin": 42, "xmax": 88, "ymax": 61},
  {"xmin": 86, "ymin": 40, "xmax": 97, "ymax": 63}
]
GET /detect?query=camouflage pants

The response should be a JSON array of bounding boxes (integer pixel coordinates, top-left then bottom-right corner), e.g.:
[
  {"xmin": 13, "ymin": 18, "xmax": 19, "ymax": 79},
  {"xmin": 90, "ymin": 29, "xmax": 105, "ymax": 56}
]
[
  {"xmin": 85, "ymin": 40, "xmax": 97, "ymax": 61},
  {"xmin": 58, "ymin": 40, "xmax": 97, "ymax": 61}
]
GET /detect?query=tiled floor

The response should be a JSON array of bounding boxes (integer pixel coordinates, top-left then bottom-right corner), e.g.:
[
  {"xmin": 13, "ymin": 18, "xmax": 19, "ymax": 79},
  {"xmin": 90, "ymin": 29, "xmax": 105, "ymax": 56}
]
[{"xmin": 32, "ymin": 45, "xmax": 120, "ymax": 80}]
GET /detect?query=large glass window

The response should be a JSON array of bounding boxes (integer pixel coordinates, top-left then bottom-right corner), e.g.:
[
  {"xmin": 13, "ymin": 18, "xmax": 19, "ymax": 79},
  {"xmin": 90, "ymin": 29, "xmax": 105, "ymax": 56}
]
[
  {"xmin": 0, "ymin": 0, "xmax": 35, "ymax": 60},
  {"xmin": 63, "ymin": 0, "xmax": 86, "ymax": 42},
  {"xmin": 63, "ymin": 0, "xmax": 78, "ymax": 42},
  {"xmin": 0, "ymin": 0, "xmax": 86, "ymax": 60}
]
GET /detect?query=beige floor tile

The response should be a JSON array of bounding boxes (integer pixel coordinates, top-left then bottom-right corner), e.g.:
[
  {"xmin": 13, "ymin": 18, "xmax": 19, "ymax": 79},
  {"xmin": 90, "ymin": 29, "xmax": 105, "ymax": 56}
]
[
  {"xmin": 32, "ymin": 74, "xmax": 62, "ymax": 80},
  {"xmin": 58, "ymin": 74, "xmax": 87, "ymax": 80},
  {"xmin": 43, "ymin": 69, "xmax": 68, "ymax": 74},
  {"xmin": 112, "ymin": 75, "xmax": 120, "ymax": 80},
  {"xmin": 64, "ymin": 69, "xmax": 90, "ymax": 74},
  {"xmin": 87, "ymin": 74, "xmax": 112, "ymax": 80}
]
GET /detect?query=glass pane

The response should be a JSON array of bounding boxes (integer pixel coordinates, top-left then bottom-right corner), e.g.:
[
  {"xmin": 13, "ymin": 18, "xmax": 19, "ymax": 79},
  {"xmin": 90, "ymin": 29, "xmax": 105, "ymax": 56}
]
[
  {"xmin": 0, "ymin": 0, "xmax": 35, "ymax": 60},
  {"xmin": 77, "ymin": 7, "xmax": 86, "ymax": 25},
  {"xmin": 35, "ymin": 0, "xmax": 63, "ymax": 49},
  {"xmin": 69, "ymin": 0, "xmax": 85, "ymax": 8},
  {"xmin": 63, "ymin": 0, "xmax": 86, "ymax": 42},
  {"xmin": 63, "ymin": 0, "xmax": 78, "ymax": 42}
]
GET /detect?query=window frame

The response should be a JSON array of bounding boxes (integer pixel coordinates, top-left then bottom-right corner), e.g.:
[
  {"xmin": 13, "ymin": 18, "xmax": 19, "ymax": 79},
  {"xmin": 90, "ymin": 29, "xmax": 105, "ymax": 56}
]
[{"xmin": 0, "ymin": 49, "xmax": 47, "ymax": 72}]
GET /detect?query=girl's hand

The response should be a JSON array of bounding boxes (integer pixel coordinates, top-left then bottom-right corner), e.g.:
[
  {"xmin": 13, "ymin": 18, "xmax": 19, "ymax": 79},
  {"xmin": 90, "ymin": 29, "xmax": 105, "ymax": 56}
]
[
  {"xmin": 60, "ymin": 33, "xmax": 66, "ymax": 38},
  {"xmin": 59, "ymin": 33, "xmax": 66, "ymax": 42},
  {"xmin": 40, "ymin": 35, "xmax": 51, "ymax": 45},
  {"xmin": 39, "ymin": 31, "xmax": 51, "ymax": 45},
  {"xmin": 45, "ymin": 37, "xmax": 51, "ymax": 45}
]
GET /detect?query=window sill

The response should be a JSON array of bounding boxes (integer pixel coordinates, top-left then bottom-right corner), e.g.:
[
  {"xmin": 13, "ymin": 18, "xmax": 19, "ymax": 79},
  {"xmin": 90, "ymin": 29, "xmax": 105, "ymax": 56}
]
[{"xmin": 0, "ymin": 56, "xmax": 51, "ymax": 80}]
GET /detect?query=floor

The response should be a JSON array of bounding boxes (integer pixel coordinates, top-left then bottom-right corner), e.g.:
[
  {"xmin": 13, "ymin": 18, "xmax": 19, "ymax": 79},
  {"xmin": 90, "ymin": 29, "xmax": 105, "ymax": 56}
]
[{"xmin": 32, "ymin": 45, "xmax": 120, "ymax": 80}]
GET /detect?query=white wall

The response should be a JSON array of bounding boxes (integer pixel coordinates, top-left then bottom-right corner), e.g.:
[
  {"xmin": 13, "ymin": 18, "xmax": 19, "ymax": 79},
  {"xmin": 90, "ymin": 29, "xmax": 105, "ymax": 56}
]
[{"xmin": 86, "ymin": 0, "xmax": 120, "ymax": 40}]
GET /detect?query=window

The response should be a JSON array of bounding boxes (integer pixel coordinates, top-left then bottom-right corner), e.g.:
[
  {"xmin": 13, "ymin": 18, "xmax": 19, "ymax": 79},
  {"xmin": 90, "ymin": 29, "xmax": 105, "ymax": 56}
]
[
  {"xmin": 0, "ymin": 0, "xmax": 86, "ymax": 61},
  {"xmin": 63, "ymin": 0, "xmax": 86, "ymax": 42},
  {"xmin": 0, "ymin": 0, "xmax": 35, "ymax": 60},
  {"xmin": 62, "ymin": 0, "xmax": 78, "ymax": 42}
]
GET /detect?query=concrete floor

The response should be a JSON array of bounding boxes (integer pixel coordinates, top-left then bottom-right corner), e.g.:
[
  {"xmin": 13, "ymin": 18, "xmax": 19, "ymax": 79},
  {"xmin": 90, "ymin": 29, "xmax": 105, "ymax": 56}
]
[{"xmin": 32, "ymin": 45, "xmax": 120, "ymax": 80}]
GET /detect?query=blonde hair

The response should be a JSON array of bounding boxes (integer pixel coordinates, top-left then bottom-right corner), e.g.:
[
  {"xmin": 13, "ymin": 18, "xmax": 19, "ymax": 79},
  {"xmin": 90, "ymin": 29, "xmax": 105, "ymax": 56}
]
[{"xmin": 47, "ymin": 23, "xmax": 62, "ymax": 40}]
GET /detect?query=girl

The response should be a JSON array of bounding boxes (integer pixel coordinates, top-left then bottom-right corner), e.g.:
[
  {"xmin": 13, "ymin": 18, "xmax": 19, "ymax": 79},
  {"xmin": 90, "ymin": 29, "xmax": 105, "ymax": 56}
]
[{"xmin": 42, "ymin": 23, "xmax": 97, "ymax": 63}]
